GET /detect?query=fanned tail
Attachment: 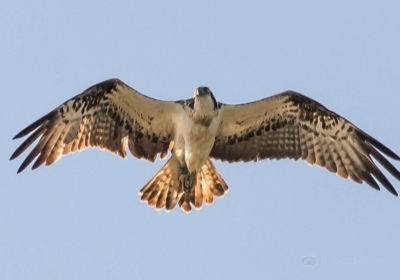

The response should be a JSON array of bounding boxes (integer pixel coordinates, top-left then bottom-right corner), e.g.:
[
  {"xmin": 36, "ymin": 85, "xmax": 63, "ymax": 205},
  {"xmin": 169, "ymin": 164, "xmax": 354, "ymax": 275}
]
[
  {"xmin": 139, "ymin": 156, "xmax": 182, "ymax": 211},
  {"xmin": 139, "ymin": 157, "xmax": 228, "ymax": 213}
]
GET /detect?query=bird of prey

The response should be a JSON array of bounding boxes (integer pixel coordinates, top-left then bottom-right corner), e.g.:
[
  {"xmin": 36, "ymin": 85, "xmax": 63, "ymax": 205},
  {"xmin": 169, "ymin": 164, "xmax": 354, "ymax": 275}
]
[{"xmin": 10, "ymin": 79, "xmax": 400, "ymax": 212}]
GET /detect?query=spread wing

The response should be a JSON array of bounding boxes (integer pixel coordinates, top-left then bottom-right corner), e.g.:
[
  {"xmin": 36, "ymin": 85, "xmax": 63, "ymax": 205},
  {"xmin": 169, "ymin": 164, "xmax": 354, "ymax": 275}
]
[
  {"xmin": 11, "ymin": 79, "xmax": 182, "ymax": 173},
  {"xmin": 211, "ymin": 91, "xmax": 400, "ymax": 195}
]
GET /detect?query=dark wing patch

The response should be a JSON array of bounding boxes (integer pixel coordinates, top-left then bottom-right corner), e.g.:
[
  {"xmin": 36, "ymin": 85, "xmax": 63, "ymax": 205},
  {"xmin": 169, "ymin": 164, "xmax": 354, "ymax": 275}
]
[
  {"xmin": 175, "ymin": 98, "xmax": 195, "ymax": 110},
  {"xmin": 211, "ymin": 91, "xmax": 400, "ymax": 195},
  {"xmin": 11, "ymin": 79, "xmax": 180, "ymax": 173}
]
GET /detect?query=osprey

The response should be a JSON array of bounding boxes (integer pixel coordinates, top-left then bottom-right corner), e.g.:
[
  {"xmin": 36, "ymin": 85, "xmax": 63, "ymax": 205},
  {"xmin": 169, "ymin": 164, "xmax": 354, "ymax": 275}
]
[{"xmin": 10, "ymin": 79, "xmax": 400, "ymax": 212}]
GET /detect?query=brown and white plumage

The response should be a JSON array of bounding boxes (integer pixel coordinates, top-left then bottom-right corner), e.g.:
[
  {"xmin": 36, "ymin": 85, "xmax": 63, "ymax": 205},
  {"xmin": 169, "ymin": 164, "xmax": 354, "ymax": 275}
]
[
  {"xmin": 10, "ymin": 79, "xmax": 177, "ymax": 171},
  {"xmin": 10, "ymin": 79, "xmax": 400, "ymax": 212},
  {"xmin": 211, "ymin": 91, "xmax": 400, "ymax": 195}
]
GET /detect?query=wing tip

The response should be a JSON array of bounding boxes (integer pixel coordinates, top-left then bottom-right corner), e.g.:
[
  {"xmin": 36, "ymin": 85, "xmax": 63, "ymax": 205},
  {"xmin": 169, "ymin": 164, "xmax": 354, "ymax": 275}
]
[
  {"xmin": 378, "ymin": 177, "xmax": 398, "ymax": 197},
  {"xmin": 9, "ymin": 154, "xmax": 18, "ymax": 161},
  {"xmin": 13, "ymin": 130, "xmax": 28, "ymax": 140},
  {"xmin": 386, "ymin": 184, "xmax": 398, "ymax": 197},
  {"xmin": 12, "ymin": 111, "xmax": 56, "ymax": 140},
  {"xmin": 360, "ymin": 131, "xmax": 400, "ymax": 160},
  {"xmin": 16, "ymin": 164, "xmax": 26, "ymax": 174}
]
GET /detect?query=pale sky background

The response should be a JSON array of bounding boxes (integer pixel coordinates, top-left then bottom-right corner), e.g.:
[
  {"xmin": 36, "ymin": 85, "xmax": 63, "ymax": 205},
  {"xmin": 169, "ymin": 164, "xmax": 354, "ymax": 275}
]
[{"xmin": 1, "ymin": 1, "xmax": 400, "ymax": 279}]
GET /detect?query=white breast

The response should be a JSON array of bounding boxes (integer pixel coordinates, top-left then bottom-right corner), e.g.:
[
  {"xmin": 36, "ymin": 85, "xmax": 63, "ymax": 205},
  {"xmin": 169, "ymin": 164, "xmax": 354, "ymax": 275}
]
[{"xmin": 173, "ymin": 108, "xmax": 222, "ymax": 173}]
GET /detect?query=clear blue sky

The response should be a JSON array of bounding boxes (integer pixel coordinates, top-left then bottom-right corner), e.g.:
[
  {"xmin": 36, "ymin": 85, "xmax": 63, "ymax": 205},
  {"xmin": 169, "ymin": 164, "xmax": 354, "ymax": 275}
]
[{"xmin": 1, "ymin": 1, "xmax": 400, "ymax": 279}]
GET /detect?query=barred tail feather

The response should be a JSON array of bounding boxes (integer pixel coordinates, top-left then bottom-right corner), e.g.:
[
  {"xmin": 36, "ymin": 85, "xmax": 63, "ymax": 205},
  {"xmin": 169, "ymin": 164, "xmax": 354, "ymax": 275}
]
[
  {"xmin": 139, "ymin": 156, "xmax": 183, "ymax": 211},
  {"xmin": 140, "ymin": 157, "xmax": 228, "ymax": 213},
  {"xmin": 200, "ymin": 160, "xmax": 229, "ymax": 199}
]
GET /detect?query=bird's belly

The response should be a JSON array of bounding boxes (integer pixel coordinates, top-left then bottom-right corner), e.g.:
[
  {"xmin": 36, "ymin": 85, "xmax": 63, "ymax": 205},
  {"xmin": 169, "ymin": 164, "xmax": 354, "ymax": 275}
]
[
  {"xmin": 173, "ymin": 109, "xmax": 221, "ymax": 173},
  {"xmin": 184, "ymin": 124, "xmax": 215, "ymax": 172},
  {"xmin": 174, "ymin": 117, "xmax": 218, "ymax": 173}
]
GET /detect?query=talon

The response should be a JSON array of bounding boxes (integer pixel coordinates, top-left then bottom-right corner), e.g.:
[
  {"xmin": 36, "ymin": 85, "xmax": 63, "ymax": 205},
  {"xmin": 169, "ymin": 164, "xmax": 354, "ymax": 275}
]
[
  {"xmin": 180, "ymin": 165, "xmax": 189, "ymax": 175},
  {"xmin": 178, "ymin": 165, "xmax": 197, "ymax": 193}
]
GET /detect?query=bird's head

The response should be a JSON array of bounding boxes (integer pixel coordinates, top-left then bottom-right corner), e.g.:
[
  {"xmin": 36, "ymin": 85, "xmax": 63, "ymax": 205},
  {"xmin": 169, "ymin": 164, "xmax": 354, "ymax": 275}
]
[{"xmin": 193, "ymin": 86, "xmax": 218, "ymax": 112}]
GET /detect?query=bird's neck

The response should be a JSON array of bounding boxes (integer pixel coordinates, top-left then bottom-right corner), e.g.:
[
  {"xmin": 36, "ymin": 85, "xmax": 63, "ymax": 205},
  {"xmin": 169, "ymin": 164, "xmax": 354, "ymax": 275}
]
[{"xmin": 192, "ymin": 99, "xmax": 215, "ymax": 127}]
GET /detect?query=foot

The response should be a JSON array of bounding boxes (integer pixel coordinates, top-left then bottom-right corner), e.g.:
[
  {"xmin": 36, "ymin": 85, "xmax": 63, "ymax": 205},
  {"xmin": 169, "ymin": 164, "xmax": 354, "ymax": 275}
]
[{"xmin": 178, "ymin": 165, "xmax": 196, "ymax": 192}]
